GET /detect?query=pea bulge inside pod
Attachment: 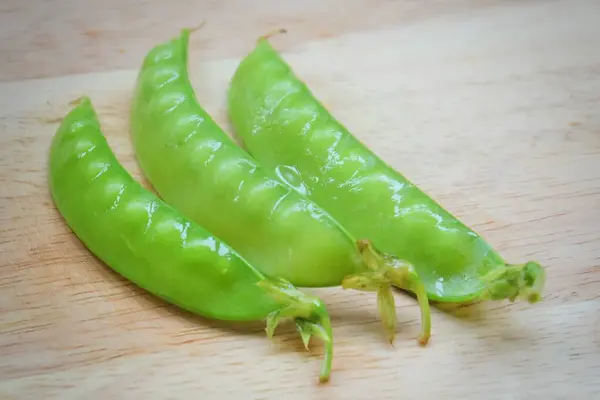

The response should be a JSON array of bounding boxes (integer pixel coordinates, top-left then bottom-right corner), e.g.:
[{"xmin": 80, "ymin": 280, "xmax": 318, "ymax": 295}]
[
  {"xmin": 129, "ymin": 29, "xmax": 432, "ymax": 345},
  {"xmin": 226, "ymin": 36, "xmax": 546, "ymax": 304},
  {"xmin": 49, "ymin": 97, "xmax": 335, "ymax": 382}
]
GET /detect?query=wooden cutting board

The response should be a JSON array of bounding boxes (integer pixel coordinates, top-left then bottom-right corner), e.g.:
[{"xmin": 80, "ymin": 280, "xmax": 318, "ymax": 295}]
[{"xmin": 1, "ymin": 0, "xmax": 599, "ymax": 398}]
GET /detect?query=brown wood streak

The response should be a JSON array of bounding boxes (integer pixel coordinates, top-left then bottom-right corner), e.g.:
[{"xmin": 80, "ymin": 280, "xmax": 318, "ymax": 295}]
[
  {"xmin": 0, "ymin": 0, "xmax": 536, "ymax": 82},
  {"xmin": 1, "ymin": 0, "xmax": 600, "ymax": 398}
]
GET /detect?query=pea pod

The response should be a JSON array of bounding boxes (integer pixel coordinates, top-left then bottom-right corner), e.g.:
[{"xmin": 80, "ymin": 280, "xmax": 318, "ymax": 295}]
[
  {"xmin": 49, "ymin": 97, "xmax": 334, "ymax": 382},
  {"xmin": 226, "ymin": 37, "xmax": 546, "ymax": 304},
  {"xmin": 129, "ymin": 30, "xmax": 431, "ymax": 345}
]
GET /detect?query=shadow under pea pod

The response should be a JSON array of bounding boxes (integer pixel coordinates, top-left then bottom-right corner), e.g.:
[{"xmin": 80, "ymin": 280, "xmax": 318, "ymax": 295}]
[{"xmin": 48, "ymin": 97, "xmax": 334, "ymax": 383}]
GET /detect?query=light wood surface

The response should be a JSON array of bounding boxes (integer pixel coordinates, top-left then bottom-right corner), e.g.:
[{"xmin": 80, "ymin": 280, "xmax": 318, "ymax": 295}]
[{"xmin": 1, "ymin": 0, "xmax": 599, "ymax": 398}]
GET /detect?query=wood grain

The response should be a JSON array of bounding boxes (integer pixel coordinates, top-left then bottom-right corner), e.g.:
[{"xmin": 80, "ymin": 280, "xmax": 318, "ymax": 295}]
[
  {"xmin": 1, "ymin": 0, "xmax": 599, "ymax": 398},
  {"xmin": 0, "ymin": 0, "xmax": 535, "ymax": 81}
]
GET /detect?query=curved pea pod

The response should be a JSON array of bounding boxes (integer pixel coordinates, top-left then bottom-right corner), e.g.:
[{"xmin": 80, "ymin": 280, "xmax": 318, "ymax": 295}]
[
  {"xmin": 226, "ymin": 37, "xmax": 546, "ymax": 305},
  {"xmin": 129, "ymin": 30, "xmax": 431, "ymax": 345},
  {"xmin": 49, "ymin": 97, "xmax": 334, "ymax": 382}
]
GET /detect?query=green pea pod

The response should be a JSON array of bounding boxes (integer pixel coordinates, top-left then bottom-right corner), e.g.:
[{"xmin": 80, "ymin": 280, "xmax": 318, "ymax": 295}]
[
  {"xmin": 129, "ymin": 30, "xmax": 431, "ymax": 345},
  {"xmin": 226, "ymin": 37, "xmax": 546, "ymax": 305},
  {"xmin": 49, "ymin": 97, "xmax": 334, "ymax": 382}
]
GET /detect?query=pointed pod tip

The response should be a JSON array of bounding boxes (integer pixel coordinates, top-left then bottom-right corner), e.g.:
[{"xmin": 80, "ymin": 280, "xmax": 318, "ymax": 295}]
[{"xmin": 260, "ymin": 28, "xmax": 288, "ymax": 42}]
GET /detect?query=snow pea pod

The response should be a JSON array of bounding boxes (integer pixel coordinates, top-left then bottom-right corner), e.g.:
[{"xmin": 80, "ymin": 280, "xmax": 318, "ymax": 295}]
[
  {"xmin": 226, "ymin": 37, "xmax": 546, "ymax": 304},
  {"xmin": 129, "ymin": 30, "xmax": 431, "ymax": 345},
  {"xmin": 49, "ymin": 97, "xmax": 334, "ymax": 382}
]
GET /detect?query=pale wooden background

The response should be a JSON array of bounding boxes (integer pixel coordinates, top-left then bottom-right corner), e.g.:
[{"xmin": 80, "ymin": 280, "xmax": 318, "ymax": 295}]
[{"xmin": 1, "ymin": 0, "xmax": 599, "ymax": 399}]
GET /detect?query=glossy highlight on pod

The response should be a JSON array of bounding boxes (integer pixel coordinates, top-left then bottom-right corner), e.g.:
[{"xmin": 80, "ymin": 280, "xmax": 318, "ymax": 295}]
[
  {"xmin": 47, "ymin": 25, "xmax": 548, "ymax": 386},
  {"xmin": 48, "ymin": 97, "xmax": 334, "ymax": 383},
  {"xmin": 227, "ymin": 33, "xmax": 546, "ymax": 305},
  {"xmin": 129, "ymin": 29, "xmax": 431, "ymax": 346}
]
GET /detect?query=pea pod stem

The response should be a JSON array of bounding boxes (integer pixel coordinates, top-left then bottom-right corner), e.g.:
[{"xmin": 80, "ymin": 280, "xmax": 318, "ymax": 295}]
[
  {"xmin": 341, "ymin": 240, "xmax": 431, "ymax": 346},
  {"xmin": 295, "ymin": 319, "xmax": 333, "ymax": 383},
  {"xmin": 481, "ymin": 261, "xmax": 546, "ymax": 303},
  {"xmin": 258, "ymin": 278, "xmax": 333, "ymax": 382},
  {"xmin": 410, "ymin": 277, "xmax": 432, "ymax": 345}
]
